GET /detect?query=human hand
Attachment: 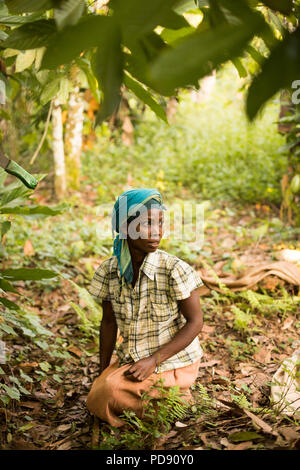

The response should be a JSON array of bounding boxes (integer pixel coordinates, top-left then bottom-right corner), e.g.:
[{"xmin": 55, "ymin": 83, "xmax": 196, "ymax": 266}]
[{"xmin": 124, "ymin": 356, "xmax": 156, "ymax": 382}]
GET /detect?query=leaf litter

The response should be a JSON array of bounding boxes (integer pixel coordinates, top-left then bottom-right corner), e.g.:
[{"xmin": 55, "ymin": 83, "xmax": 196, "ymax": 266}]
[{"xmin": 1, "ymin": 199, "xmax": 300, "ymax": 450}]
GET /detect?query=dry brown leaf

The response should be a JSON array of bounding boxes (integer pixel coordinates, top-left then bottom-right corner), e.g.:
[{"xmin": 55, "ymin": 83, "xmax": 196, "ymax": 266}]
[
  {"xmin": 175, "ymin": 421, "xmax": 188, "ymax": 428},
  {"xmin": 178, "ymin": 445, "xmax": 204, "ymax": 450},
  {"xmin": 202, "ymin": 325, "xmax": 216, "ymax": 334},
  {"xmin": 24, "ymin": 239, "xmax": 34, "ymax": 256},
  {"xmin": 282, "ymin": 317, "xmax": 294, "ymax": 330},
  {"xmin": 56, "ymin": 424, "xmax": 72, "ymax": 432},
  {"xmin": 57, "ymin": 441, "xmax": 72, "ymax": 450},
  {"xmin": 198, "ymin": 359, "xmax": 219, "ymax": 368},
  {"xmin": 54, "ymin": 386, "xmax": 64, "ymax": 408},
  {"xmin": 239, "ymin": 363, "xmax": 258, "ymax": 376},
  {"xmin": 214, "ymin": 368, "xmax": 230, "ymax": 377},
  {"xmin": 278, "ymin": 426, "xmax": 300, "ymax": 441},
  {"xmin": 243, "ymin": 409, "xmax": 278, "ymax": 436},
  {"xmin": 227, "ymin": 441, "xmax": 253, "ymax": 450},
  {"xmin": 253, "ymin": 346, "xmax": 272, "ymax": 364},
  {"xmin": 67, "ymin": 345, "xmax": 82, "ymax": 357}
]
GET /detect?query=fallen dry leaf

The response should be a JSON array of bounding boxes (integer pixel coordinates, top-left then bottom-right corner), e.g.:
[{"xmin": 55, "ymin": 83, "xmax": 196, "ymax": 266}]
[
  {"xmin": 282, "ymin": 317, "xmax": 294, "ymax": 330},
  {"xmin": 278, "ymin": 426, "xmax": 300, "ymax": 441},
  {"xmin": 67, "ymin": 345, "xmax": 82, "ymax": 357},
  {"xmin": 243, "ymin": 409, "xmax": 278, "ymax": 436},
  {"xmin": 24, "ymin": 239, "xmax": 34, "ymax": 256},
  {"xmin": 198, "ymin": 360, "xmax": 219, "ymax": 368},
  {"xmin": 253, "ymin": 346, "xmax": 272, "ymax": 364}
]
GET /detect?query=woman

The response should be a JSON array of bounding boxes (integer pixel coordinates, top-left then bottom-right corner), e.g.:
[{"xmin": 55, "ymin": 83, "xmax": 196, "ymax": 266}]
[{"xmin": 86, "ymin": 188, "xmax": 204, "ymax": 427}]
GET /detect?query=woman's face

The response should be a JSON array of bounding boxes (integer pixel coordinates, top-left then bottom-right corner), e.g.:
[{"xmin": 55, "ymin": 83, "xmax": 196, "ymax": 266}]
[{"xmin": 126, "ymin": 208, "xmax": 164, "ymax": 253}]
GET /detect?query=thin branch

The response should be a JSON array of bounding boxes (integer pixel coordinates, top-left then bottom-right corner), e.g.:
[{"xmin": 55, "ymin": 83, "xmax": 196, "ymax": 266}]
[{"xmin": 29, "ymin": 100, "xmax": 53, "ymax": 166}]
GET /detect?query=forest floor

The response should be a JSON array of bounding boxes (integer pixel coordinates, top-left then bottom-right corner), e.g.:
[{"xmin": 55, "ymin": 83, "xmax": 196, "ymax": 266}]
[{"xmin": 1, "ymin": 185, "xmax": 300, "ymax": 451}]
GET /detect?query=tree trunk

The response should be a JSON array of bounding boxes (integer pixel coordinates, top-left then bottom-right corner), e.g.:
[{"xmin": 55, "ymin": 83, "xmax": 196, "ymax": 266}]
[
  {"xmin": 64, "ymin": 86, "xmax": 84, "ymax": 192},
  {"xmin": 52, "ymin": 98, "xmax": 66, "ymax": 200}
]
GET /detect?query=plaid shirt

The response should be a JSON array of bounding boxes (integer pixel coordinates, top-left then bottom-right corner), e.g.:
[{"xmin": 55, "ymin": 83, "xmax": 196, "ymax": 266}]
[{"xmin": 88, "ymin": 249, "xmax": 204, "ymax": 373}]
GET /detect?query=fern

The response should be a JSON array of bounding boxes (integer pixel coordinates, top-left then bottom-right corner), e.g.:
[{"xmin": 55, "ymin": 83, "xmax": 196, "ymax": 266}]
[{"xmin": 232, "ymin": 305, "xmax": 252, "ymax": 331}]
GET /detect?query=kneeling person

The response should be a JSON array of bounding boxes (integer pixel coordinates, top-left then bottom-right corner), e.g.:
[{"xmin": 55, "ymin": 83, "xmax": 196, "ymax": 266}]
[{"xmin": 86, "ymin": 188, "xmax": 204, "ymax": 427}]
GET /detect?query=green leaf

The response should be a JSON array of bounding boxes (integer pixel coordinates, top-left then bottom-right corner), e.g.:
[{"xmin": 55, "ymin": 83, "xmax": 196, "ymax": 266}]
[
  {"xmin": 40, "ymin": 78, "xmax": 60, "ymax": 105},
  {"xmin": 229, "ymin": 431, "xmax": 262, "ymax": 442},
  {"xmin": 112, "ymin": 0, "xmax": 189, "ymax": 41},
  {"xmin": 15, "ymin": 50, "xmax": 36, "ymax": 73},
  {"xmin": 0, "ymin": 296, "xmax": 20, "ymax": 310},
  {"xmin": 39, "ymin": 361, "xmax": 51, "ymax": 372},
  {"xmin": 149, "ymin": 11, "xmax": 265, "ymax": 95},
  {"xmin": 124, "ymin": 72, "xmax": 167, "ymax": 122},
  {"xmin": 1, "ymin": 268, "xmax": 58, "ymax": 281},
  {"xmin": 246, "ymin": 28, "xmax": 300, "ymax": 120},
  {"xmin": 41, "ymin": 15, "xmax": 111, "ymax": 70},
  {"xmin": 0, "ymin": 29, "xmax": 8, "ymax": 40},
  {"xmin": 231, "ymin": 57, "xmax": 247, "ymax": 78},
  {"xmin": 5, "ymin": 0, "xmax": 52, "ymax": 13},
  {"xmin": 1, "ymin": 383, "xmax": 20, "ymax": 400},
  {"xmin": 0, "ymin": 323, "xmax": 17, "ymax": 335},
  {"xmin": 19, "ymin": 369, "xmax": 33, "ymax": 383},
  {"xmin": 94, "ymin": 21, "xmax": 123, "ymax": 126},
  {"xmin": 54, "ymin": 0, "xmax": 85, "ymax": 31},
  {"xmin": 17, "ymin": 422, "xmax": 34, "ymax": 432},
  {"xmin": 0, "ymin": 13, "xmax": 44, "ymax": 25},
  {"xmin": 160, "ymin": 26, "xmax": 195, "ymax": 45},
  {"xmin": 52, "ymin": 374, "xmax": 62, "ymax": 383},
  {"xmin": 76, "ymin": 57, "xmax": 100, "ymax": 102},
  {"xmin": 0, "ymin": 203, "xmax": 68, "ymax": 216},
  {"xmin": 57, "ymin": 76, "xmax": 70, "ymax": 105},
  {"xmin": 245, "ymin": 44, "xmax": 265, "ymax": 66},
  {"xmin": 0, "ymin": 183, "xmax": 31, "ymax": 207},
  {"xmin": 261, "ymin": 0, "xmax": 293, "ymax": 15},
  {"xmin": 0, "ymin": 220, "xmax": 11, "ymax": 237},
  {"xmin": 0, "ymin": 278, "xmax": 19, "ymax": 294},
  {"xmin": 9, "ymin": 376, "xmax": 30, "ymax": 395},
  {"xmin": 2, "ymin": 19, "xmax": 57, "ymax": 50}
]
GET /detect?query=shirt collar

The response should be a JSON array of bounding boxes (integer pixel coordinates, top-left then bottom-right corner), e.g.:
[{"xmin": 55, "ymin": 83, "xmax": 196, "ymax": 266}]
[{"xmin": 116, "ymin": 249, "xmax": 160, "ymax": 281}]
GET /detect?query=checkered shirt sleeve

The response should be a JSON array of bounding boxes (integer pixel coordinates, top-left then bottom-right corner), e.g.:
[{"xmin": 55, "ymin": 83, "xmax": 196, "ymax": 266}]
[
  {"xmin": 88, "ymin": 260, "xmax": 111, "ymax": 302},
  {"xmin": 169, "ymin": 259, "xmax": 204, "ymax": 300}
]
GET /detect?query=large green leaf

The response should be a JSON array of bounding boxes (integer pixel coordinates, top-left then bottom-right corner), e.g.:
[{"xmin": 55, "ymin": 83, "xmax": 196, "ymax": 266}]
[
  {"xmin": 149, "ymin": 10, "xmax": 265, "ymax": 95},
  {"xmin": 246, "ymin": 28, "xmax": 300, "ymax": 120},
  {"xmin": 40, "ymin": 77, "xmax": 60, "ymax": 105},
  {"xmin": 0, "ymin": 203, "xmax": 68, "ymax": 216},
  {"xmin": 112, "ymin": 0, "xmax": 189, "ymax": 41},
  {"xmin": 0, "ymin": 13, "xmax": 43, "ymax": 25},
  {"xmin": 0, "ymin": 220, "xmax": 11, "ymax": 237},
  {"xmin": 0, "ymin": 296, "xmax": 20, "ymax": 310},
  {"xmin": 5, "ymin": 0, "xmax": 52, "ymax": 13},
  {"xmin": 41, "ymin": 15, "xmax": 111, "ymax": 70},
  {"xmin": 160, "ymin": 26, "xmax": 195, "ymax": 45},
  {"xmin": 2, "ymin": 19, "xmax": 57, "ymax": 50},
  {"xmin": 1, "ymin": 268, "xmax": 58, "ymax": 281},
  {"xmin": 54, "ymin": 0, "xmax": 85, "ymax": 31},
  {"xmin": 0, "ymin": 278, "xmax": 19, "ymax": 294},
  {"xmin": 124, "ymin": 72, "xmax": 167, "ymax": 123},
  {"xmin": 261, "ymin": 0, "xmax": 293, "ymax": 15},
  {"xmin": 0, "ymin": 183, "xmax": 31, "ymax": 207},
  {"xmin": 76, "ymin": 57, "xmax": 100, "ymax": 102},
  {"xmin": 94, "ymin": 21, "xmax": 123, "ymax": 126}
]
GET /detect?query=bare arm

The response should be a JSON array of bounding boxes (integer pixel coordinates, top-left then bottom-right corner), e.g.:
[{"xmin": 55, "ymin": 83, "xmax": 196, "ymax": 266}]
[
  {"xmin": 99, "ymin": 300, "xmax": 118, "ymax": 374},
  {"xmin": 124, "ymin": 289, "xmax": 203, "ymax": 381}
]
